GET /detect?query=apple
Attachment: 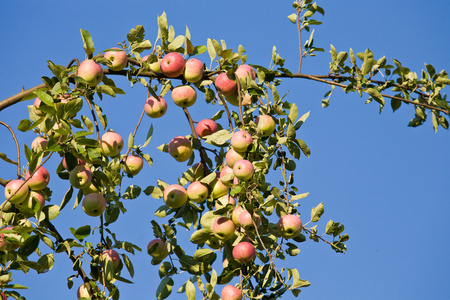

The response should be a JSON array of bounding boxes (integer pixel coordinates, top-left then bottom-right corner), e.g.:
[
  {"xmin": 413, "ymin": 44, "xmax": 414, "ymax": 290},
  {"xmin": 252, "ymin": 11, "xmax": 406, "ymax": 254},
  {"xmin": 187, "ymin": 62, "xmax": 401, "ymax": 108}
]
[
  {"xmin": 163, "ymin": 184, "xmax": 188, "ymax": 208},
  {"xmin": 31, "ymin": 137, "xmax": 48, "ymax": 152},
  {"xmin": 82, "ymin": 193, "xmax": 106, "ymax": 217},
  {"xmin": 25, "ymin": 167, "xmax": 50, "ymax": 190},
  {"xmin": 212, "ymin": 216, "xmax": 235, "ymax": 241},
  {"xmin": 215, "ymin": 194, "xmax": 236, "ymax": 210},
  {"xmin": 225, "ymin": 148, "xmax": 245, "ymax": 168},
  {"xmin": 0, "ymin": 291, "xmax": 5, "ymax": 300},
  {"xmin": 221, "ymin": 285, "xmax": 243, "ymax": 300},
  {"xmin": 78, "ymin": 59, "xmax": 103, "ymax": 86},
  {"xmin": 183, "ymin": 58, "xmax": 204, "ymax": 83},
  {"xmin": 209, "ymin": 173, "xmax": 229, "ymax": 199},
  {"xmin": 20, "ymin": 191, "xmax": 45, "ymax": 211},
  {"xmin": 232, "ymin": 241, "xmax": 256, "ymax": 264},
  {"xmin": 215, "ymin": 72, "xmax": 237, "ymax": 96},
  {"xmin": 277, "ymin": 214, "xmax": 303, "ymax": 239},
  {"xmin": 235, "ymin": 64, "xmax": 256, "ymax": 80},
  {"xmin": 77, "ymin": 282, "xmax": 100, "ymax": 299},
  {"xmin": 231, "ymin": 206, "xmax": 245, "ymax": 226},
  {"xmin": 171, "ymin": 85, "xmax": 197, "ymax": 108},
  {"xmin": 33, "ymin": 97, "xmax": 45, "ymax": 116},
  {"xmin": 147, "ymin": 238, "xmax": 169, "ymax": 260},
  {"xmin": 142, "ymin": 55, "xmax": 162, "ymax": 73},
  {"xmin": 187, "ymin": 181, "xmax": 209, "ymax": 203},
  {"xmin": 233, "ymin": 159, "xmax": 254, "ymax": 181},
  {"xmin": 62, "ymin": 155, "xmax": 86, "ymax": 171},
  {"xmin": 160, "ymin": 52, "xmax": 185, "ymax": 78},
  {"xmin": 219, "ymin": 165, "xmax": 235, "ymax": 187},
  {"xmin": 230, "ymin": 130, "xmax": 253, "ymax": 153},
  {"xmin": 144, "ymin": 96, "xmax": 167, "ymax": 118},
  {"xmin": 123, "ymin": 155, "xmax": 144, "ymax": 176},
  {"xmin": 168, "ymin": 136, "xmax": 193, "ymax": 162},
  {"xmin": 69, "ymin": 165, "xmax": 92, "ymax": 189},
  {"xmin": 224, "ymin": 92, "xmax": 252, "ymax": 107},
  {"xmin": 82, "ymin": 182, "xmax": 100, "ymax": 196},
  {"xmin": 101, "ymin": 249, "xmax": 121, "ymax": 270},
  {"xmin": 104, "ymin": 47, "xmax": 128, "ymax": 71},
  {"xmin": 195, "ymin": 119, "xmax": 218, "ymax": 139},
  {"xmin": 238, "ymin": 210, "xmax": 261, "ymax": 232},
  {"xmin": 255, "ymin": 114, "xmax": 276, "ymax": 137},
  {"xmin": 4, "ymin": 179, "xmax": 29, "ymax": 204},
  {"xmin": 100, "ymin": 131, "xmax": 124, "ymax": 157}
]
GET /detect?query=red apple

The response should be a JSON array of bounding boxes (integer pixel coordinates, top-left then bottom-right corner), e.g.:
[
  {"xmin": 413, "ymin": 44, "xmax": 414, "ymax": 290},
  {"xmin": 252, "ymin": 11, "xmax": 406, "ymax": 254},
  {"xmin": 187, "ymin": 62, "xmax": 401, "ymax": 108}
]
[
  {"xmin": 255, "ymin": 114, "xmax": 276, "ymax": 137},
  {"xmin": 31, "ymin": 137, "xmax": 48, "ymax": 152},
  {"xmin": 230, "ymin": 130, "xmax": 253, "ymax": 153},
  {"xmin": 219, "ymin": 165, "xmax": 235, "ymax": 187},
  {"xmin": 221, "ymin": 285, "xmax": 243, "ymax": 300},
  {"xmin": 160, "ymin": 52, "xmax": 185, "ymax": 78},
  {"xmin": 4, "ymin": 179, "xmax": 29, "ymax": 204},
  {"xmin": 100, "ymin": 131, "xmax": 124, "ymax": 157},
  {"xmin": 69, "ymin": 165, "xmax": 92, "ymax": 189},
  {"xmin": 123, "ymin": 155, "xmax": 144, "ymax": 176},
  {"xmin": 101, "ymin": 249, "xmax": 121, "ymax": 270},
  {"xmin": 163, "ymin": 184, "xmax": 188, "ymax": 208},
  {"xmin": 82, "ymin": 193, "xmax": 106, "ymax": 217},
  {"xmin": 232, "ymin": 241, "xmax": 256, "ymax": 264},
  {"xmin": 215, "ymin": 72, "xmax": 237, "ymax": 96},
  {"xmin": 144, "ymin": 96, "xmax": 167, "ymax": 118},
  {"xmin": 187, "ymin": 181, "xmax": 209, "ymax": 203},
  {"xmin": 78, "ymin": 59, "xmax": 103, "ymax": 86},
  {"xmin": 215, "ymin": 194, "xmax": 236, "ymax": 210},
  {"xmin": 168, "ymin": 136, "xmax": 193, "ymax": 162},
  {"xmin": 238, "ymin": 210, "xmax": 261, "ymax": 232},
  {"xmin": 147, "ymin": 238, "xmax": 169, "ymax": 260},
  {"xmin": 171, "ymin": 85, "xmax": 197, "ymax": 108},
  {"xmin": 231, "ymin": 206, "xmax": 245, "ymax": 226},
  {"xmin": 195, "ymin": 119, "xmax": 218, "ymax": 139},
  {"xmin": 225, "ymin": 148, "xmax": 245, "ymax": 168},
  {"xmin": 277, "ymin": 214, "xmax": 303, "ymax": 239},
  {"xmin": 104, "ymin": 47, "xmax": 128, "ymax": 71},
  {"xmin": 0, "ymin": 291, "xmax": 5, "ymax": 300},
  {"xmin": 235, "ymin": 64, "xmax": 256, "ymax": 80},
  {"xmin": 25, "ymin": 167, "xmax": 50, "ymax": 190},
  {"xmin": 212, "ymin": 216, "xmax": 235, "ymax": 241},
  {"xmin": 184, "ymin": 58, "xmax": 204, "ymax": 83},
  {"xmin": 233, "ymin": 159, "xmax": 254, "ymax": 181}
]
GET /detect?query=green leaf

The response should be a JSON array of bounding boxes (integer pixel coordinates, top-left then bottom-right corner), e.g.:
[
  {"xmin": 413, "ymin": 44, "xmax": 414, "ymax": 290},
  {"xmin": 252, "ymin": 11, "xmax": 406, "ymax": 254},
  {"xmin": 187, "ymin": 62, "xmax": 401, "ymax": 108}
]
[
  {"xmin": 205, "ymin": 130, "xmax": 233, "ymax": 146},
  {"xmin": 190, "ymin": 228, "xmax": 212, "ymax": 244},
  {"xmin": 123, "ymin": 185, "xmax": 141, "ymax": 200},
  {"xmin": 142, "ymin": 124, "xmax": 154, "ymax": 148},
  {"xmin": 291, "ymin": 268, "xmax": 310, "ymax": 289},
  {"xmin": 80, "ymin": 29, "xmax": 95, "ymax": 55},
  {"xmin": 17, "ymin": 119, "xmax": 32, "ymax": 132},
  {"xmin": 168, "ymin": 35, "xmax": 185, "ymax": 52},
  {"xmin": 156, "ymin": 277, "xmax": 174, "ymax": 300},
  {"xmin": 206, "ymin": 38, "xmax": 216, "ymax": 61},
  {"xmin": 70, "ymin": 225, "xmax": 91, "ymax": 240},
  {"xmin": 361, "ymin": 49, "xmax": 374, "ymax": 76},
  {"xmin": 122, "ymin": 253, "xmax": 135, "ymax": 278},
  {"xmin": 18, "ymin": 235, "xmax": 40, "ymax": 257},
  {"xmin": 391, "ymin": 98, "xmax": 401, "ymax": 112},
  {"xmin": 44, "ymin": 205, "xmax": 60, "ymax": 220},
  {"xmin": 193, "ymin": 249, "xmax": 214, "ymax": 261},
  {"xmin": 37, "ymin": 253, "xmax": 55, "ymax": 271},
  {"xmin": 366, "ymin": 88, "xmax": 385, "ymax": 106},
  {"xmin": 59, "ymin": 186, "xmax": 74, "ymax": 211},
  {"xmin": 288, "ymin": 103, "xmax": 298, "ymax": 124},
  {"xmin": 185, "ymin": 280, "xmax": 196, "ymax": 300},
  {"xmin": 311, "ymin": 202, "xmax": 324, "ymax": 222},
  {"xmin": 287, "ymin": 13, "xmax": 297, "ymax": 23}
]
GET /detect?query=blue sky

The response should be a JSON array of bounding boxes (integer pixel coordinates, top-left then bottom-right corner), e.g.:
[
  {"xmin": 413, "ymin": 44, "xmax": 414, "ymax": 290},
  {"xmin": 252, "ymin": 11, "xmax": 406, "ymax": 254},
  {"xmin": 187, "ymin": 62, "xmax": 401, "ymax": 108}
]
[{"xmin": 1, "ymin": 1, "xmax": 450, "ymax": 299}]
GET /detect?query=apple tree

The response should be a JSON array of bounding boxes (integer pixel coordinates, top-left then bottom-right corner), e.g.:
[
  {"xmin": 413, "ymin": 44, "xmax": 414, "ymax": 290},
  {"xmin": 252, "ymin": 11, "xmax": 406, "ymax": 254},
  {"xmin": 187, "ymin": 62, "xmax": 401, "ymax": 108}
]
[{"xmin": 0, "ymin": 1, "xmax": 449, "ymax": 300}]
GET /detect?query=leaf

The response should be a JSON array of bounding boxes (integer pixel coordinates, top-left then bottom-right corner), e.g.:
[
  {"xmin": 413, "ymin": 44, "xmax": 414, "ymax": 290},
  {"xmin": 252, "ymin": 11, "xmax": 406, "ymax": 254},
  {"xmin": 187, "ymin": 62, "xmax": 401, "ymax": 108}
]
[
  {"xmin": 391, "ymin": 98, "xmax": 401, "ymax": 112},
  {"xmin": 80, "ymin": 29, "xmax": 95, "ymax": 55},
  {"xmin": 206, "ymin": 38, "xmax": 216, "ymax": 61},
  {"xmin": 193, "ymin": 249, "xmax": 214, "ymax": 261},
  {"xmin": 205, "ymin": 130, "xmax": 233, "ymax": 146},
  {"xmin": 190, "ymin": 228, "xmax": 212, "ymax": 244},
  {"xmin": 311, "ymin": 202, "xmax": 324, "ymax": 222},
  {"xmin": 122, "ymin": 253, "xmax": 135, "ymax": 278},
  {"xmin": 59, "ymin": 186, "xmax": 74, "ymax": 211},
  {"xmin": 185, "ymin": 280, "xmax": 196, "ymax": 300},
  {"xmin": 0, "ymin": 153, "xmax": 18, "ymax": 165},
  {"xmin": 168, "ymin": 35, "xmax": 185, "ymax": 52},
  {"xmin": 288, "ymin": 103, "xmax": 298, "ymax": 123},
  {"xmin": 291, "ymin": 192, "xmax": 309, "ymax": 201},
  {"xmin": 70, "ymin": 225, "xmax": 91, "ymax": 240},
  {"xmin": 18, "ymin": 235, "xmax": 40, "ymax": 257},
  {"xmin": 123, "ymin": 185, "xmax": 141, "ymax": 200},
  {"xmin": 361, "ymin": 49, "xmax": 374, "ymax": 76},
  {"xmin": 287, "ymin": 13, "xmax": 297, "ymax": 23},
  {"xmin": 37, "ymin": 253, "xmax": 55, "ymax": 271},
  {"xmin": 142, "ymin": 124, "xmax": 154, "ymax": 148},
  {"xmin": 366, "ymin": 88, "xmax": 385, "ymax": 106},
  {"xmin": 291, "ymin": 268, "xmax": 311, "ymax": 289},
  {"xmin": 156, "ymin": 277, "xmax": 174, "ymax": 300},
  {"xmin": 44, "ymin": 205, "xmax": 60, "ymax": 220}
]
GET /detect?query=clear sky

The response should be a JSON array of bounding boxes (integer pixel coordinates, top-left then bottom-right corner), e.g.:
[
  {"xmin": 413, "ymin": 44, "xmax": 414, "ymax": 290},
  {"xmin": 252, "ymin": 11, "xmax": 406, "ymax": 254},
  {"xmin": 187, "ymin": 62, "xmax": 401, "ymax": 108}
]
[{"xmin": 1, "ymin": 1, "xmax": 450, "ymax": 299}]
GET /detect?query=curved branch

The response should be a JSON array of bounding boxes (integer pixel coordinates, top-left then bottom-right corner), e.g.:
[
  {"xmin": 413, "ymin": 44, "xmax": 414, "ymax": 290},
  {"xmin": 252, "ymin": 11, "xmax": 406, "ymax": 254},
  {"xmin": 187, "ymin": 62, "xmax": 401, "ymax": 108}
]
[
  {"xmin": 0, "ymin": 83, "xmax": 46, "ymax": 111},
  {"xmin": 0, "ymin": 121, "xmax": 21, "ymax": 177}
]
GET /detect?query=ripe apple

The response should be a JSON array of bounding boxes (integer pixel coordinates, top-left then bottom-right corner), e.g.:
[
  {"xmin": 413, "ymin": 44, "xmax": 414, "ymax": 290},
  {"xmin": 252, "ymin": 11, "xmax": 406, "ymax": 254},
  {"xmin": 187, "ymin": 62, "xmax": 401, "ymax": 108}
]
[
  {"xmin": 31, "ymin": 137, "xmax": 48, "ymax": 152},
  {"xmin": 221, "ymin": 285, "xmax": 243, "ymax": 300},
  {"xmin": 212, "ymin": 216, "xmax": 235, "ymax": 241},
  {"xmin": 187, "ymin": 181, "xmax": 209, "ymax": 203},
  {"xmin": 104, "ymin": 47, "xmax": 128, "ymax": 71},
  {"xmin": 69, "ymin": 165, "xmax": 92, "ymax": 189},
  {"xmin": 277, "ymin": 214, "xmax": 303, "ymax": 239},
  {"xmin": 233, "ymin": 159, "xmax": 254, "ymax": 181},
  {"xmin": 215, "ymin": 194, "xmax": 236, "ymax": 210},
  {"xmin": 144, "ymin": 96, "xmax": 167, "ymax": 118},
  {"xmin": 100, "ymin": 131, "xmax": 124, "ymax": 157},
  {"xmin": 78, "ymin": 59, "xmax": 103, "ymax": 86},
  {"xmin": 230, "ymin": 130, "xmax": 253, "ymax": 153},
  {"xmin": 183, "ymin": 58, "xmax": 204, "ymax": 83},
  {"xmin": 231, "ymin": 206, "xmax": 245, "ymax": 226},
  {"xmin": 238, "ymin": 210, "xmax": 261, "ymax": 232},
  {"xmin": 195, "ymin": 119, "xmax": 218, "ymax": 139},
  {"xmin": 163, "ymin": 184, "xmax": 188, "ymax": 208},
  {"xmin": 82, "ymin": 193, "xmax": 106, "ymax": 217},
  {"xmin": 160, "ymin": 52, "xmax": 185, "ymax": 78},
  {"xmin": 232, "ymin": 241, "xmax": 256, "ymax": 264},
  {"xmin": 171, "ymin": 85, "xmax": 197, "ymax": 108},
  {"xmin": 4, "ymin": 179, "xmax": 29, "ymax": 204},
  {"xmin": 20, "ymin": 191, "xmax": 45, "ymax": 211},
  {"xmin": 219, "ymin": 165, "xmax": 235, "ymax": 187},
  {"xmin": 235, "ymin": 64, "xmax": 256, "ymax": 80},
  {"xmin": 0, "ymin": 291, "xmax": 5, "ymax": 300},
  {"xmin": 147, "ymin": 238, "xmax": 169, "ymax": 260},
  {"xmin": 210, "ymin": 173, "xmax": 229, "ymax": 199},
  {"xmin": 77, "ymin": 282, "xmax": 100, "ymax": 299},
  {"xmin": 123, "ymin": 155, "xmax": 144, "ymax": 176},
  {"xmin": 215, "ymin": 72, "xmax": 237, "ymax": 96},
  {"xmin": 225, "ymin": 148, "xmax": 245, "ymax": 168},
  {"xmin": 255, "ymin": 114, "xmax": 276, "ymax": 137},
  {"xmin": 168, "ymin": 136, "xmax": 193, "ymax": 162},
  {"xmin": 25, "ymin": 167, "xmax": 50, "ymax": 190},
  {"xmin": 101, "ymin": 249, "xmax": 121, "ymax": 270}
]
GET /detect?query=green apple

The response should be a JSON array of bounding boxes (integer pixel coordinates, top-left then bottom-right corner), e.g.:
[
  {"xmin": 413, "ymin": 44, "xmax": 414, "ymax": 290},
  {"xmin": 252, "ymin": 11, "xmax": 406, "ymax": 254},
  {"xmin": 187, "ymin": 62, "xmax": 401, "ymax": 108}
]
[
  {"xmin": 77, "ymin": 282, "xmax": 100, "ymax": 299},
  {"xmin": 82, "ymin": 193, "xmax": 106, "ymax": 217},
  {"xmin": 69, "ymin": 165, "xmax": 92, "ymax": 189},
  {"xmin": 215, "ymin": 194, "xmax": 236, "ymax": 211},
  {"xmin": 171, "ymin": 85, "xmax": 197, "ymax": 108},
  {"xmin": 168, "ymin": 136, "xmax": 193, "ymax": 162},
  {"xmin": 77, "ymin": 59, "xmax": 103, "ymax": 86},
  {"xmin": 219, "ymin": 165, "xmax": 235, "ymax": 187},
  {"xmin": 20, "ymin": 190, "xmax": 45, "ymax": 211},
  {"xmin": 231, "ymin": 206, "xmax": 245, "ymax": 226},
  {"xmin": 4, "ymin": 179, "xmax": 29, "ymax": 204},
  {"xmin": 277, "ymin": 214, "xmax": 303, "ymax": 239},
  {"xmin": 147, "ymin": 238, "xmax": 169, "ymax": 260},
  {"xmin": 100, "ymin": 131, "xmax": 124, "ymax": 157},
  {"xmin": 210, "ymin": 173, "xmax": 229, "ymax": 199},
  {"xmin": 163, "ymin": 184, "xmax": 188, "ymax": 208}
]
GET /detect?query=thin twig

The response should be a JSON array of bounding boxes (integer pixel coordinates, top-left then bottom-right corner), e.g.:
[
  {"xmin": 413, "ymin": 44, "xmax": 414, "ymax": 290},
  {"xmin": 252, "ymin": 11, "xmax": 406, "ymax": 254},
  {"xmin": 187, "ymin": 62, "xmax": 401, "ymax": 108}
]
[
  {"xmin": 296, "ymin": 2, "xmax": 303, "ymax": 73},
  {"xmin": 83, "ymin": 96, "xmax": 100, "ymax": 141},
  {"xmin": 0, "ymin": 121, "xmax": 21, "ymax": 177}
]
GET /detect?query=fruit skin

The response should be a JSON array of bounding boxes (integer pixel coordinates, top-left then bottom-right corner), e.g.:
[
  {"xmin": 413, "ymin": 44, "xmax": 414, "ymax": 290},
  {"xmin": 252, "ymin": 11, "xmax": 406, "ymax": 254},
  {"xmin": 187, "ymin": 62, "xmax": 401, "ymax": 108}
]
[
  {"xmin": 168, "ymin": 136, "xmax": 193, "ymax": 162},
  {"xmin": 256, "ymin": 114, "xmax": 276, "ymax": 137},
  {"xmin": 104, "ymin": 47, "xmax": 128, "ymax": 71},
  {"xmin": 215, "ymin": 195, "xmax": 236, "ymax": 210},
  {"xmin": 69, "ymin": 165, "xmax": 93, "ymax": 189},
  {"xmin": 0, "ymin": 291, "xmax": 5, "ymax": 300},
  {"xmin": 82, "ymin": 193, "xmax": 106, "ymax": 217},
  {"xmin": 195, "ymin": 119, "xmax": 219, "ymax": 139},
  {"xmin": 171, "ymin": 85, "xmax": 197, "ymax": 108},
  {"xmin": 160, "ymin": 52, "xmax": 185, "ymax": 78},
  {"xmin": 219, "ymin": 165, "xmax": 235, "ymax": 187},
  {"xmin": 277, "ymin": 214, "xmax": 303, "ymax": 239},
  {"xmin": 123, "ymin": 155, "xmax": 144, "ymax": 176},
  {"xmin": 33, "ymin": 97, "xmax": 45, "ymax": 116},
  {"xmin": 78, "ymin": 59, "xmax": 103, "ymax": 86},
  {"xmin": 142, "ymin": 55, "xmax": 162, "ymax": 73},
  {"xmin": 163, "ymin": 184, "xmax": 188, "ymax": 208},
  {"xmin": 82, "ymin": 183, "xmax": 100, "ymax": 196},
  {"xmin": 209, "ymin": 173, "xmax": 229, "ymax": 199},
  {"xmin": 144, "ymin": 96, "xmax": 167, "ymax": 118},
  {"xmin": 4, "ymin": 179, "xmax": 29, "ymax": 204},
  {"xmin": 147, "ymin": 238, "xmax": 169, "ymax": 260},
  {"xmin": 184, "ymin": 58, "xmax": 204, "ymax": 83},
  {"xmin": 100, "ymin": 131, "xmax": 124, "ymax": 157},
  {"xmin": 212, "ymin": 216, "xmax": 235, "ymax": 241},
  {"xmin": 238, "ymin": 210, "xmax": 261, "ymax": 232},
  {"xmin": 25, "ymin": 167, "xmax": 50, "ymax": 190},
  {"xmin": 187, "ymin": 181, "xmax": 209, "ymax": 203},
  {"xmin": 231, "ymin": 206, "xmax": 245, "ymax": 226},
  {"xmin": 215, "ymin": 72, "xmax": 237, "ymax": 96},
  {"xmin": 31, "ymin": 137, "xmax": 48, "ymax": 152},
  {"xmin": 77, "ymin": 282, "xmax": 100, "ymax": 299},
  {"xmin": 101, "ymin": 249, "xmax": 121, "ymax": 270},
  {"xmin": 235, "ymin": 64, "xmax": 256, "ymax": 80},
  {"xmin": 233, "ymin": 159, "xmax": 254, "ymax": 181},
  {"xmin": 230, "ymin": 130, "xmax": 253, "ymax": 153},
  {"xmin": 225, "ymin": 148, "xmax": 245, "ymax": 168},
  {"xmin": 232, "ymin": 241, "xmax": 256, "ymax": 264},
  {"xmin": 20, "ymin": 191, "xmax": 45, "ymax": 211},
  {"xmin": 221, "ymin": 285, "xmax": 243, "ymax": 300}
]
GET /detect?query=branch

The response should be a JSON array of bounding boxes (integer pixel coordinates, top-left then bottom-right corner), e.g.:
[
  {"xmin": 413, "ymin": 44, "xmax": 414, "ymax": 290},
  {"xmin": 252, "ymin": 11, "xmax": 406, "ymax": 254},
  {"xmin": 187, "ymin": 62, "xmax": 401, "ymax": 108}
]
[
  {"xmin": 0, "ymin": 121, "xmax": 21, "ymax": 177},
  {"xmin": 0, "ymin": 83, "xmax": 46, "ymax": 111}
]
